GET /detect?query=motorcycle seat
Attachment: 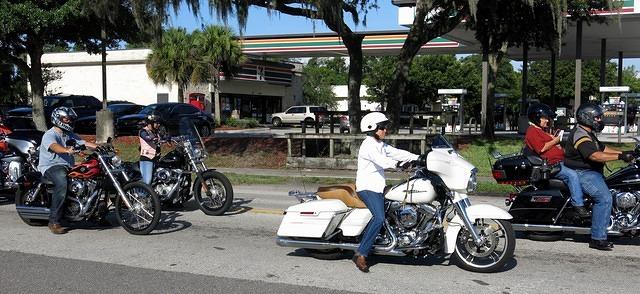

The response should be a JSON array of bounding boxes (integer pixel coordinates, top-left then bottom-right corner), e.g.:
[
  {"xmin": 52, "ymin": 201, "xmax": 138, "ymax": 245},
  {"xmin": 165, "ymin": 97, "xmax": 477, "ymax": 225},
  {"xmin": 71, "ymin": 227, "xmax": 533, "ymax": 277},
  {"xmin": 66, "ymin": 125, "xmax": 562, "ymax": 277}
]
[
  {"xmin": 522, "ymin": 146, "xmax": 544, "ymax": 166},
  {"xmin": 316, "ymin": 184, "xmax": 367, "ymax": 208},
  {"xmin": 536, "ymin": 178, "xmax": 570, "ymax": 194}
]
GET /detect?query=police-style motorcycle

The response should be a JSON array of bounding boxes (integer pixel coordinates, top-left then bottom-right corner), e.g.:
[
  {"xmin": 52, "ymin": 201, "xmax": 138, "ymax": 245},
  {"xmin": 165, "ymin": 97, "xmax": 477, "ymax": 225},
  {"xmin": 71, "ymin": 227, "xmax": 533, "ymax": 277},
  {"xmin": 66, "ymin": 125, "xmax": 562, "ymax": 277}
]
[{"xmin": 492, "ymin": 146, "xmax": 640, "ymax": 240}]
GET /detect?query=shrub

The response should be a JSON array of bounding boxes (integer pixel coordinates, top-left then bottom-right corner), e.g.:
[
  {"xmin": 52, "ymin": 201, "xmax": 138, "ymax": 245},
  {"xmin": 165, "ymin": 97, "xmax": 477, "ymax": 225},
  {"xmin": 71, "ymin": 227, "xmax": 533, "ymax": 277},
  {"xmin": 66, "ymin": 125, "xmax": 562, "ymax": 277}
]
[{"xmin": 223, "ymin": 117, "xmax": 259, "ymax": 128}]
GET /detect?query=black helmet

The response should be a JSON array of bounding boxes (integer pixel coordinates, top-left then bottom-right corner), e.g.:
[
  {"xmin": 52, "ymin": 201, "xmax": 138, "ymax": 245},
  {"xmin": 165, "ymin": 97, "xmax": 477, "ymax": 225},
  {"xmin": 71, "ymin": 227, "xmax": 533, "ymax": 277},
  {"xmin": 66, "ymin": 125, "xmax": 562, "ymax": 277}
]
[
  {"xmin": 527, "ymin": 103, "xmax": 555, "ymax": 127},
  {"xmin": 145, "ymin": 112, "xmax": 161, "ymax": 125},
  {"xmin": 576, "ymin": 103, "xmax": 604, "ymax": 132}
]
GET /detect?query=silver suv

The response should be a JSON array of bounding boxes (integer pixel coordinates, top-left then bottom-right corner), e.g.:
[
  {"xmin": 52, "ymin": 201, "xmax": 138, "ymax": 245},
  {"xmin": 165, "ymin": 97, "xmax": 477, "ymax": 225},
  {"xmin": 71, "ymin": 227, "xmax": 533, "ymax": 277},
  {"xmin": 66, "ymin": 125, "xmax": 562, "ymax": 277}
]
[{"xmin": 271, "ymin": 105, "xmax": 328, "ymax": 127}]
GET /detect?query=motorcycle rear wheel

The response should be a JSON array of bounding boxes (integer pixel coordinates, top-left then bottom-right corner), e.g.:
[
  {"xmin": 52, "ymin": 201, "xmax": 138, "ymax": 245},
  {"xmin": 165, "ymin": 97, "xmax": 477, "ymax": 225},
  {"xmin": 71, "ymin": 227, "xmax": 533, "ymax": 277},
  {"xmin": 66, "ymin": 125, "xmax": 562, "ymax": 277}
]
[
  {"xmin": 114, "ymin": 182, "xmax": 161, "ymax": 235},
  {"xmin": 304, "ymin": 249, "xmax": 343, "ymax": 260},
  {"xmin": 451, "ymin": 219, "xmax": 515, "ymax": 273},
  {"xmin": 193, "ymin": 170, "xmax": 234, "ymax": 216},
  {"xmin": 15, "ymin": 186, "xmax": 48, "ymax": 226}
]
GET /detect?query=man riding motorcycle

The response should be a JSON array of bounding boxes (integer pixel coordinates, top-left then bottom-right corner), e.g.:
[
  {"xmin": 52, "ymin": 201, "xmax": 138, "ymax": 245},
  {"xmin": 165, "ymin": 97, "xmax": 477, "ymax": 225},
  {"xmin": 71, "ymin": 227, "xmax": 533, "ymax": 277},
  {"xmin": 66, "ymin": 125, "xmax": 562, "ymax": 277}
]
[
  {"xmin": 563, "ymin": 103, "xmax": 635, "ymax": 250},
  {"xmin": 38, "ymin": 107, "xmax": 97, "ymax": 234}
]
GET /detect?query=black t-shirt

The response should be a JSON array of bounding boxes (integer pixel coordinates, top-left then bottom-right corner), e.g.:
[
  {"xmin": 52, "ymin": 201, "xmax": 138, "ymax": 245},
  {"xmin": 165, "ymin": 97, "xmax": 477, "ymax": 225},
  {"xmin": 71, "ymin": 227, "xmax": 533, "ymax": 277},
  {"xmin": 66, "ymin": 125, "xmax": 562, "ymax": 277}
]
[{"xmin": 563, "ymin": 126, "xmax": 605, "ymax": 173}]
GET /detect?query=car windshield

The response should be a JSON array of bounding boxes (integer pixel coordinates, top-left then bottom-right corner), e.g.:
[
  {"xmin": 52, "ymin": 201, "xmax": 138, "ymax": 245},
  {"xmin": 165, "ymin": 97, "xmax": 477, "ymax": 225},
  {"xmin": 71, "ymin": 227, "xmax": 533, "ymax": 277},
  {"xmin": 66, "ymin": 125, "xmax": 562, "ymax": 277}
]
[
  {"xmin": 108, "ymin": 104, "xmax": 135, "ymax": 114},
  {"xmin": 431, "ymin": 134, "xmax": 454, "ymax": 149},
  {"xmin": 139, "ymin": 105, "xmax": 158, "ymax": 114},
  {"xmin": 44, "ymin": 97, "xmax": 61, "ymax": 107}
]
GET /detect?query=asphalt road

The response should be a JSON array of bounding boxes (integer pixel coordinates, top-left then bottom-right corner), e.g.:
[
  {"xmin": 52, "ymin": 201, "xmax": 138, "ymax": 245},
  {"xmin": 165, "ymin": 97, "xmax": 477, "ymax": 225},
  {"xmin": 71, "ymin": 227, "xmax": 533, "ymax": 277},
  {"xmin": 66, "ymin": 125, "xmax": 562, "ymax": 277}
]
[{"xmin": 1, "ymin": 184, "xmax": 639, "ymax": 294}]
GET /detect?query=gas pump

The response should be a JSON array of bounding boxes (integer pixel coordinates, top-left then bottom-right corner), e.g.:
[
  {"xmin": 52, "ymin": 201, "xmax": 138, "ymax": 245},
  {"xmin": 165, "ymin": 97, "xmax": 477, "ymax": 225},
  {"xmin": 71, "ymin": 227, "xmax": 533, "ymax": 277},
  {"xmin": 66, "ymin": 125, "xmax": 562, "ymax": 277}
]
[
  {"xmin": 437, "ymin": 89, "xmax": 466, "ymax": 133},
  {"xmin": 599, "ymin": 86, "xmax": 630, "ymax": 135}
]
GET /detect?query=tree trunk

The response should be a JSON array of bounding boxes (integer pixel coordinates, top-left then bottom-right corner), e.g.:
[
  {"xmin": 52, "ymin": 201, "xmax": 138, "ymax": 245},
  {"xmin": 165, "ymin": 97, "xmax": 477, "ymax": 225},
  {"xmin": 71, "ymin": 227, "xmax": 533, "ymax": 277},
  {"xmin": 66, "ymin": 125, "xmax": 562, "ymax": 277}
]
[
  {"xmin": 387, "ymin": 39, "xmax": 424, "ymax": 134},
  {"xmin": 483, "ymin": 52, "xmax": 504, "ymax": 139},
  {"xmin": 213, "ymin": 75, "xmax": 221, "ymax": 126},
  {"xmin": 343, "ymin": 35, "xmax": 364, "ymax": 133},
  {"xmin": 178, "ymin": 86, "xmax": 184, "ymax": 103},
  {"xmin": 28, "ymin": 45, "xmax": 47, "ymax": 131}
]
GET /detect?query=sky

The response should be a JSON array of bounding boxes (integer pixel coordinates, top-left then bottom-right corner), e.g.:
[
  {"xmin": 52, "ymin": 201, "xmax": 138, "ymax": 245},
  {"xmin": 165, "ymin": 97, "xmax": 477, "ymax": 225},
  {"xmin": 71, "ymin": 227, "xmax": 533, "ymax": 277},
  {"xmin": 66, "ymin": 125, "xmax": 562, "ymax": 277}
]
[
  {"xmin": 167, "ymin": 1, "xmax": 640, "ymax": 74},
  {"xmin": 168, "ymin": 1, "xmax": 405, "ymax": 35}
]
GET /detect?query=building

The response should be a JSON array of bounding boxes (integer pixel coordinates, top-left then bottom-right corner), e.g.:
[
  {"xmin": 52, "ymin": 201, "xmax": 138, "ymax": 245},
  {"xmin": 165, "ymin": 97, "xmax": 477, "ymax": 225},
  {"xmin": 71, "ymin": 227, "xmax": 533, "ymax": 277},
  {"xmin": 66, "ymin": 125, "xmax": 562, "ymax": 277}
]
[
  {"xmin": 331, "ymin": 85, "xmax": 381, "ymax": 112},
  {"xmin": 40, "ymin": 49, "xmax": 303, "ymax": 123}
]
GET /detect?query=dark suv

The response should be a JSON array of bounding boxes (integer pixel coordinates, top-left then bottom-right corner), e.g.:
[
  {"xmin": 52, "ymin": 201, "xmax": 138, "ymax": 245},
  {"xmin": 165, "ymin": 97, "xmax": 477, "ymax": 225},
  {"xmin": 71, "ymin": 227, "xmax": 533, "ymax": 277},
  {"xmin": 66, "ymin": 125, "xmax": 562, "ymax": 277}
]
[
  {"xmin": 116, "ymin": 103, "xmax": 215, "ymax": 136},
  {"xmin": 6, "ymin": 94, "xmax": 102, "ymax": 129}
]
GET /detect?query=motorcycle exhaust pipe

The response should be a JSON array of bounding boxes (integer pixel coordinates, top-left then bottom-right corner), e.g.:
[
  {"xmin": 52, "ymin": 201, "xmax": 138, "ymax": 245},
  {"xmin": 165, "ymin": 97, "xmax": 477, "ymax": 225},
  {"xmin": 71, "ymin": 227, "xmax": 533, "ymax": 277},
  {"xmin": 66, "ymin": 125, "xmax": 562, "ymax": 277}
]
[
  {"xmin": 512, "ymin": 223, "xmax": 623, "ymax": 236},
  {"xmin": 15, "ymin": 206, "xmax": 50, "ymax": 220},
  {"xmin": 276, "ymin": 237, "xmax": 406, "ymax": 257}
]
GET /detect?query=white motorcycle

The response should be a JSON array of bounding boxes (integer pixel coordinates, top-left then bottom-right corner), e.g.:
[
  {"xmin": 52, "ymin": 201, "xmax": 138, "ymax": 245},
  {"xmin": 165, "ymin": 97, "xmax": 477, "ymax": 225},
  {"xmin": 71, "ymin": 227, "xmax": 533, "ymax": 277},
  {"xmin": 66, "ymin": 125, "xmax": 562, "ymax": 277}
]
[{"xmin": 276, "ymin": 135, "xmax": 515, "ymax": 273}]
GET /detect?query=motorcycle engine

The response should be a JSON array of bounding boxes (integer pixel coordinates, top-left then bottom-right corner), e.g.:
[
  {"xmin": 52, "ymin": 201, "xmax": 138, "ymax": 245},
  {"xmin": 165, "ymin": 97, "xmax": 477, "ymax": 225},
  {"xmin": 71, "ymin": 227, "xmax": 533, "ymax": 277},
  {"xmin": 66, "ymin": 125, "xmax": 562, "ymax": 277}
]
[
  {"xmin": 388, "ymin": 202, "xmax": 438, "ymax": 247},
  {"xmin": 154, "ymin": 168, "xmax": 181, "ymax": 199},
  {"xmin": 612, "ymin": 190, "xmax": 639, "ymax": 211},
  {"xmin": 65, "ymin": 179, "xmax": 98, "ymax": 220}
]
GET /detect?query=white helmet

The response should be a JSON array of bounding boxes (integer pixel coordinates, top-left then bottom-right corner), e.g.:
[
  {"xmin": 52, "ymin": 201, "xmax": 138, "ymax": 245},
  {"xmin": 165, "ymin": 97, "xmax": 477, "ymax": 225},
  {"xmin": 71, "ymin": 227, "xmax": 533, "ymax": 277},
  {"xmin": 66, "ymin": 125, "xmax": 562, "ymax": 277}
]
[{"xmin": 360, "ymin": 112, "xmax": 389, "ymax": 133}]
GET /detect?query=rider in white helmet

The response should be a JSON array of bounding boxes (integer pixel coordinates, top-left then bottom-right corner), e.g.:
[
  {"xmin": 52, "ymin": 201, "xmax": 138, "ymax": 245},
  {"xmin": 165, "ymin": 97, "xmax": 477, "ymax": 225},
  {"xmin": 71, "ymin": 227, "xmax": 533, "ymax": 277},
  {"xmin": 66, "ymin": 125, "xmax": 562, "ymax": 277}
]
[
  {"xmin": 353, "ymin": 112, "xmax": 420, "ymax": 272},
  {"xmin": 38, "ymin": 106, "xmax": 97, "ymax": 234}
]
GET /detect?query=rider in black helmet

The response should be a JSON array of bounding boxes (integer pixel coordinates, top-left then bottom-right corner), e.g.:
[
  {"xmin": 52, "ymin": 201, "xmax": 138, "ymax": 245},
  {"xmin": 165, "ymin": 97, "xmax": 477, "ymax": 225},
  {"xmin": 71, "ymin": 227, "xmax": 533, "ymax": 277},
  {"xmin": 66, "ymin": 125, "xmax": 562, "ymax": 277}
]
[
  {"xmin": 564, "ymin": 102, "xmax": 634, "ymax": 250},
  {"xmin": 524, "ymin": 103, "xmax": 587, "ymax": 219}
]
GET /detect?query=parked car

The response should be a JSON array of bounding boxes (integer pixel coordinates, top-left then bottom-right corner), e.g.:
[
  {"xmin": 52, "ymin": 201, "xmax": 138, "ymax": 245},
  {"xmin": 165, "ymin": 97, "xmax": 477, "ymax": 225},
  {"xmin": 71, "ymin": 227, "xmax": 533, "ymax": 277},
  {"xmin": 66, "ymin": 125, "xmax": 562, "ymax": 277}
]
[
  {"xmin": 271, "ymin": 106, "xmax": 328, "ymax": 127},
  {"xmin": 5, "ymin": 94, "xmax": 102, "ymax": 129},
  {"xmin": 75, "ymin": 103, "xmax": 144, "ymax": 134},
  {"xmin": 116, "ymin": 103, "xmax": 215, "ymax": 137},
  {"xmin": 339, "ymin": 114, "xmax": 350, "ymax": 133}
]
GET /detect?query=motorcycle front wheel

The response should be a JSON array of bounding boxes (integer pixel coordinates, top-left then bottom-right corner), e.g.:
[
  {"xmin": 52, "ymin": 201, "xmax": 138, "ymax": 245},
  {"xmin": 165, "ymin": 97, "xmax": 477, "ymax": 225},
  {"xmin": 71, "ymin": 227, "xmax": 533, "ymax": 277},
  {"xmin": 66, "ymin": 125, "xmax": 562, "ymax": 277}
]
[
  {"xmin": 193, "ymin": 170, "xmax": 234, "ymax": 216},
  {"xmin": 451, "ymin": 219, "xmax": 515, "ymax": 273},
  {"xmin": 114, "ymin": 182, "xmax": 161, "ymax": 235}
]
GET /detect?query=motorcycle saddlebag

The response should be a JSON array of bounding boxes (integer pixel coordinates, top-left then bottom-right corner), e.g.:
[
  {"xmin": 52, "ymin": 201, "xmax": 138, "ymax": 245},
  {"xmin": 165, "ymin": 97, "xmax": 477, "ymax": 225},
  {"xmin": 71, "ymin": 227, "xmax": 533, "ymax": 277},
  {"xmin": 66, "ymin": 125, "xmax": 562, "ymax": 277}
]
[
  {"xmin": 492, "ymin": 155, "xmax": 532, "ymax": 185},
  {"xmin": 509, "ymin": 187, "xmax": 566, "ymax": 223},
  {"xmin": 277, "ymin": 199, "xmax": 348, "ymax": 238}
]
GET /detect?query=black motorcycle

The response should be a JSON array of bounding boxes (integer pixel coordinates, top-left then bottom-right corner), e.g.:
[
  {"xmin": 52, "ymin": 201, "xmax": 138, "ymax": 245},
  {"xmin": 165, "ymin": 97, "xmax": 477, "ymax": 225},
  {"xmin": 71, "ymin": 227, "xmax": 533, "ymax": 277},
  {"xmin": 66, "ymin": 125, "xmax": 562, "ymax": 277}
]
[
  {"xmin": 0, "ymin": 130, "xmax": 42, "ymax": 196},
  {"xmin": 125, "ymin": 123, "xmax": 233, "ymax": 216},
  {"xmin": 492, "ymin": 146, "xmax": 640, "ymax": 240}
]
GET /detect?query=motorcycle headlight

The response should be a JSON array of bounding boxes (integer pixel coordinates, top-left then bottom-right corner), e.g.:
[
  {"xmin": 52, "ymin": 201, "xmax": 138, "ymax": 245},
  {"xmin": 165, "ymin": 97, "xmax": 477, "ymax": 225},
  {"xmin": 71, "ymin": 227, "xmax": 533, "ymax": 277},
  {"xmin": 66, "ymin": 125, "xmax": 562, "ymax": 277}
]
[
  {"xmin": 467, "ymin": 168, "xmax": 478, "ymax": 193},
  {"xmin": 111, "ymin": 155, "xmax": 122, "ymax": 167},
  {"xmin": 193, "ymin": 148, "xmax": 203, "ymax": 159}
]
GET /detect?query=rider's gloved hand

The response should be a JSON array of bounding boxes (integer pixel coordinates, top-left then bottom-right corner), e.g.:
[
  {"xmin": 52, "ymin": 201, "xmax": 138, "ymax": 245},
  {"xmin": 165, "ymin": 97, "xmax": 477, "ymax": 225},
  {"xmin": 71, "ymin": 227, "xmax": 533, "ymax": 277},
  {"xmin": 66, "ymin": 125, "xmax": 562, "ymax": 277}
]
[
  {"xmin": 618, "ymin": 151, "xmax": 635, "ymax": 163},
  {"xmin": 396, "ymin": 161, "xmax": 412, "ymax": 170}
]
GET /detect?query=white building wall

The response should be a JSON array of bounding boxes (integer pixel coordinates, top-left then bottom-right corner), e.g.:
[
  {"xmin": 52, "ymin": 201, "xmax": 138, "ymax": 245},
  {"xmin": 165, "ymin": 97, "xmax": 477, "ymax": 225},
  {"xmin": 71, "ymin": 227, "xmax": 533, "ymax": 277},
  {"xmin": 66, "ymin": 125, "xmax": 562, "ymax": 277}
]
[
  {"xmin": 40, "ymin": 49, "xmax": 294, "ymax": 109},
  {"xmin": 42, "ymin": 49, "xmax": 178, "ymax": 105},
  {"xmin": 331, "ymin": 85, "xmax": 381, "ymax": 111}
]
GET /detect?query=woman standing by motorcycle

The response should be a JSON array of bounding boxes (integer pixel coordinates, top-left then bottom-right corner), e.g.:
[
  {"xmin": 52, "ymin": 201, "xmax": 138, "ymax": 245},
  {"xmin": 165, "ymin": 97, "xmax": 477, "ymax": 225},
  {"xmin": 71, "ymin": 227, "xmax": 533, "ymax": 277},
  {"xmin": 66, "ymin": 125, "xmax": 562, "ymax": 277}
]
[
  {"xmin": 139, "ymin": 113, "xmax": 162, "ymax": 185},
  {"xmin": 353, "ymin": 112, "xmax": 420, "ymax": 273}
]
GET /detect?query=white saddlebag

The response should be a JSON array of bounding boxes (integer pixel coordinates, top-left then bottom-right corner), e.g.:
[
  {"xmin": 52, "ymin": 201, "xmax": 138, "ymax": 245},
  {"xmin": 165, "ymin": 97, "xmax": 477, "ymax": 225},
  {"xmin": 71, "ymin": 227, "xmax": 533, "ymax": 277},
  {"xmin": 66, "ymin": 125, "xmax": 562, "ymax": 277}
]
[{"xmin": 277, "ymin": 199, "xmax": 348, "ymax": 238}]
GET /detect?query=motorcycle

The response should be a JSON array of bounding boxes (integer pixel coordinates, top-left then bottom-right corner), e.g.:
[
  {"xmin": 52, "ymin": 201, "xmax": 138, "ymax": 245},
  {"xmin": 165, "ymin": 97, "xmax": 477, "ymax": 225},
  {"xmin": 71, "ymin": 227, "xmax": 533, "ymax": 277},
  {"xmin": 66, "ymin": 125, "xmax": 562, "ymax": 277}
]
[
  {"xmin": 125, "ymin": 122, "xmax": 233, "ymax": 216},
  {"xmin": 15, "ymin": 138, "xmax": 161, "ymax": 235},
  {"xmin": 492, "ymin": 146, "xmax": 640, "ymax": 240},
  {"xmin": 276, "ymin": 135, "xmax": 516, "ymax": 273},
  {"xmin": 0, "ymin": 130, "xmax": 42, "ymax": 195}
]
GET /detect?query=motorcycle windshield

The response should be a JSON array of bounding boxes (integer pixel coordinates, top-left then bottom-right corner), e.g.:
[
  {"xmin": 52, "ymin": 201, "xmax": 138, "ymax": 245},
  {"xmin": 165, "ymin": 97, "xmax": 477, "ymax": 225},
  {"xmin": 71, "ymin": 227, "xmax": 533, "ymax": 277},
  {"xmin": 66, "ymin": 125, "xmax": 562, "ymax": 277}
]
[
  {"xmin": 431, "ymin": 134, "xmax": 454, "ymax": 149},
  {"xmin": 178, "ymin": 117, "xmax": 206, "ymax": 148}
]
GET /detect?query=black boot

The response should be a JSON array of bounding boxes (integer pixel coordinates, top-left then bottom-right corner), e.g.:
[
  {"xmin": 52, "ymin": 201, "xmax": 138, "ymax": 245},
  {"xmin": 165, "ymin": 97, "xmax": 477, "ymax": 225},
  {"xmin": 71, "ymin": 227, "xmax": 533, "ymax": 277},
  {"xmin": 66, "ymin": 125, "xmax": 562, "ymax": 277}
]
[
  {"xmin": 589, "ymin": 239, "xmax": 613, "ymax": 251},
  {"xmin": 574, "ymin": 206, "xmax": 591, "ymax": 218}
]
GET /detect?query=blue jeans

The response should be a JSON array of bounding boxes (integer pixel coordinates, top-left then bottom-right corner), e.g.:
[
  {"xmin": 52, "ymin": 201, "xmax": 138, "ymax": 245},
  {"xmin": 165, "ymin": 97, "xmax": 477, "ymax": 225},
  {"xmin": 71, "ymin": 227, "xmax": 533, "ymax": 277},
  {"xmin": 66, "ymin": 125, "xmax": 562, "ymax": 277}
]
[
  {"xmin": 357, "ymin": 190, "xmax": 385, "ymax": 257},
  {"xmin": 44, "ymin": 165, "xmax": 69, "ymax": 225},
  {"xmin": 575, "ymin": 170, "xmax": 612, "ymax": 240},
  {"xmin": 139, "ymin": 161, "xmax": 154, "ymax": 185},
  {"xmin": 555, "ymin": 163, "xmax": 585, "ymax": 207}
]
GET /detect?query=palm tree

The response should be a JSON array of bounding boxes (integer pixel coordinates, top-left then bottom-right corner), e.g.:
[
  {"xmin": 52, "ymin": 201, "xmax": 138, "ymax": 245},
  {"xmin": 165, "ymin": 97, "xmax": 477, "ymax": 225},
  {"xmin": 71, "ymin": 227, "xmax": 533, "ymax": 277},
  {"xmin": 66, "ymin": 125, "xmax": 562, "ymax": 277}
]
[
  {"xmin": 191, "ymin": 25, "xmax": 244, "ymax": 125},
  {"xmin": 146, "ymin": 28, "xmax": 195, "ymax": 103}
]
